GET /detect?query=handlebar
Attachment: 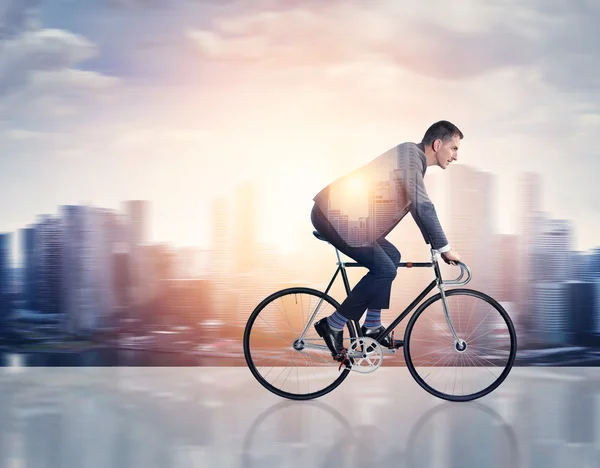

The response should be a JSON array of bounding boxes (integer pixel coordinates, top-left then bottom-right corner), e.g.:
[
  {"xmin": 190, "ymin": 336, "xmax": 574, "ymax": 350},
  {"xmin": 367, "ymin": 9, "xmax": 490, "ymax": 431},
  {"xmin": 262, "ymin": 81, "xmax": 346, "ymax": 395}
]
[
  {"xmin": 430, "ymin": 249, "xmax": 472, "ymax": 286},
  {"xmin": 443, "ymin": 261, "xmax": 472, "ymax": 286}
]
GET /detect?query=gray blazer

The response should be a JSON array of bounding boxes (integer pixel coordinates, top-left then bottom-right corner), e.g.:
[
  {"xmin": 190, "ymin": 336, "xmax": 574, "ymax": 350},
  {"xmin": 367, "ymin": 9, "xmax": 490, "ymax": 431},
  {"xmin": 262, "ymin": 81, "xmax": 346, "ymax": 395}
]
[{"xmin": 313, "ymin": 142, "xmax": 448, "ymax": 249}]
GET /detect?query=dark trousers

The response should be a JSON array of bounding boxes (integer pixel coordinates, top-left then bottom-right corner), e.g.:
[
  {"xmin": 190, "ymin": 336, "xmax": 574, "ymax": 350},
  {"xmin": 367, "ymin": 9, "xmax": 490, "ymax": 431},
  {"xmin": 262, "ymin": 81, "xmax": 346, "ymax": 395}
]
[{"xmin": 310, "ymin": 203, "xmax": 401, "ymax": 321}]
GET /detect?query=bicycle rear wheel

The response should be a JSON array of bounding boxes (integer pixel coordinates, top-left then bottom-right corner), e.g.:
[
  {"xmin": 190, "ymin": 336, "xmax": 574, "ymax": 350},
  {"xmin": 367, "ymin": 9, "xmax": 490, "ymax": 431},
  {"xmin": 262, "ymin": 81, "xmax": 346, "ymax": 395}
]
[
  {"xmin": 404, "ymin": 289, "xmax": 516, "ymax": 402},
  {"xmin": 244, "ymin": 287, "xmax": 356, "ymax": 400}
]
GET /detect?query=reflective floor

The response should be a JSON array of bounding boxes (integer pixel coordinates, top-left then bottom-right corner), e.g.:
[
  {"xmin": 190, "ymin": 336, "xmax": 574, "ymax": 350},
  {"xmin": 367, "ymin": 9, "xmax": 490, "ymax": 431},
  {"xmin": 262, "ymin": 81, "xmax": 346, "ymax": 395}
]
[{"xmin": 1, "ymin": 366, "xmax": 599, "ymax": 467}]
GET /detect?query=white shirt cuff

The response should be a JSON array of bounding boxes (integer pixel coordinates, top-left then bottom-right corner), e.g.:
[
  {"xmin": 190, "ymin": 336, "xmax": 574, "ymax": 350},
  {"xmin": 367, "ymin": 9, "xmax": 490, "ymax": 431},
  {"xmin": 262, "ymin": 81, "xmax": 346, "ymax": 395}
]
[{"xmin": 438, "ymin": 244, "xmax": 451, "ymax": 253}]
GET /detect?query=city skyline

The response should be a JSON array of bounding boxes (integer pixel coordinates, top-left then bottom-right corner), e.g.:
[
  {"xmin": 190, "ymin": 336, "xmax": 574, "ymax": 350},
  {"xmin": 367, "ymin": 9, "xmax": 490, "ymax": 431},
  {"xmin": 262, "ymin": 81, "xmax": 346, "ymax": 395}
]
[
  {"xmin": 2, "ymin": 162, "xmax": 597, "ymax": 269},
  {"xmin": 2, "ymin": 163, "xmax": 600, "ymax": 357}
]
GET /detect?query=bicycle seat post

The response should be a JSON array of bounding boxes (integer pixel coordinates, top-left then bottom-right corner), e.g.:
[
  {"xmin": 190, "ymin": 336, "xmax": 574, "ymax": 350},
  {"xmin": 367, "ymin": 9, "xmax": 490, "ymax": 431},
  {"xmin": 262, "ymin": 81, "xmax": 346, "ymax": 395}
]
[{"xmin": 334, "ymin": 248, "xmax": 345, "ymax": 269}]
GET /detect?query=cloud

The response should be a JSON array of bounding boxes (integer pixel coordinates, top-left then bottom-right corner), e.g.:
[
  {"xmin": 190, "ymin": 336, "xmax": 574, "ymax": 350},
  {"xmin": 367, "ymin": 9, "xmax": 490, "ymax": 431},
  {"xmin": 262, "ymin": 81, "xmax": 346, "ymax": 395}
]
[
  {"xmin": 0, "ymin": 0, "xmax": 40, "ymax": 40},
  {"xmin": 530, "ymin": 1, "xmax": 600, "ymax": 93},
  {"xmin": 186, "ymin": 3, "xmax": 537, "ymax": 79},
  {"xmin": 0, "ymin": 5, "xmax": 120, "ymax": 122},
  {"xmin": 185, "ymin": 0, "xmax": 600, "ymax": 96},
  {"xmin": 0, "ymin": 28, "xmax": 97, "ymax": 95}
]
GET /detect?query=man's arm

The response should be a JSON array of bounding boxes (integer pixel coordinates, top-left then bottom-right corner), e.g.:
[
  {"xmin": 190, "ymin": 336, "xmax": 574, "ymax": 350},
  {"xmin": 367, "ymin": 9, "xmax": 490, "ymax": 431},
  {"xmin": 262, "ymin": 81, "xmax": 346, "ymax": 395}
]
[{"xmin": 399, "ymin": 144, "xmax": 450, "ymax": 251}]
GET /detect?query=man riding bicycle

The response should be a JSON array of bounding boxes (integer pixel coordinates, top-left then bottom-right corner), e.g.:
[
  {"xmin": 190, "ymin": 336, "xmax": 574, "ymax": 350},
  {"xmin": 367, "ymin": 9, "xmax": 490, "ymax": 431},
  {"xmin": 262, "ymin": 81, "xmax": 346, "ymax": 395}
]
[{"xmin": 311, "ymin": 120, "xmax": 463, "ymax": 362}]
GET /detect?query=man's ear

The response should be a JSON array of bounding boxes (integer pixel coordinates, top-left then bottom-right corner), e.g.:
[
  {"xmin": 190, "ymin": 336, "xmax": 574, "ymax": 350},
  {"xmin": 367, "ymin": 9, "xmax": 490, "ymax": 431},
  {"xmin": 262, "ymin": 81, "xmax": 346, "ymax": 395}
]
[{"xmin": 433, "ymin": 139, "xmax": 441, "ymax": 152}]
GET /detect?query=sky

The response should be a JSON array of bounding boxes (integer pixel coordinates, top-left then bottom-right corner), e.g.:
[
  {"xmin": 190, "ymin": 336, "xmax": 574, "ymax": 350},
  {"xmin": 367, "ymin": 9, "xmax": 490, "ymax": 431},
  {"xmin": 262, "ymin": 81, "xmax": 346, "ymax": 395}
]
[{"xmin": 1, "ymin": 0, "xmax": 599, "ymax": 262}]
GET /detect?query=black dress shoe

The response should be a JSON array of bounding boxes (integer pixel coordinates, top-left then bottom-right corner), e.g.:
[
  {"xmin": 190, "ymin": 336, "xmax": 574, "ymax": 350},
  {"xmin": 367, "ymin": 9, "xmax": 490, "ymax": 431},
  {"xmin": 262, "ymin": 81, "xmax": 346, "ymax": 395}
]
[
  {"xmin": 361, "ymin": 325, "xmax": 403, "ymax": 349},
  {"xmin": 314, "ymin": 318, "xmax": 345, "ymax": 360}
]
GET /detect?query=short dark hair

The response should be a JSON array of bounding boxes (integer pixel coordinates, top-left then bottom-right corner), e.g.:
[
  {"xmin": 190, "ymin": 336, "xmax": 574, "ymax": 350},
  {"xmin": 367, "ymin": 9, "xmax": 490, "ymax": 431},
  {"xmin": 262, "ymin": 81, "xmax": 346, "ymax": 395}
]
[{"xmin": 421, "ymin": 120, "xmax": 464, "ymax": 146}]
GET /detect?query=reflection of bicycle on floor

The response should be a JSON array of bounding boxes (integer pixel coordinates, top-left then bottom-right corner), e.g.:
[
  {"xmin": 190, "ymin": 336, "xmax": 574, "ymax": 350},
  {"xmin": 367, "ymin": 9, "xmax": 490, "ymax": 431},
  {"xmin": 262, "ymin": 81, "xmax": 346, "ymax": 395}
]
[
  {"xmin": 241, "ymin": 399, "xmax": 521, "ymax": 468},
  {"xmin": 243, "ymin": 230, "xmax": 517, "ymax": 402}
]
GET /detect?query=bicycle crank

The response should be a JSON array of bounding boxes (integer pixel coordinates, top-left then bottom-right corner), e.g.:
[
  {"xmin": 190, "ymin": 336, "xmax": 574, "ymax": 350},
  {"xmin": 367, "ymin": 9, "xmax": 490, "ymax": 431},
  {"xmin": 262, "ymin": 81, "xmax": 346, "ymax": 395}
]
[{"xmin": 343, "ymin": 337, "xmax": 384, "ymax": 374}]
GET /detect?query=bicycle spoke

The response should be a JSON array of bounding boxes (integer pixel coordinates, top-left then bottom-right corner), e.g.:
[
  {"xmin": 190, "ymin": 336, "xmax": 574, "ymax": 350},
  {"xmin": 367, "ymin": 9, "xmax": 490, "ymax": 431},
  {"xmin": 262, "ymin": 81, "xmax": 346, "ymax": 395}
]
[
  {"xmin": 406, "ymin": 291, "xmax": 515, "ymax": 401},
  {"xmin": 468, "ymin": 327, "xmax": 500, "ymax": 344},
  {"xmin": 245, "ymin": 289, "xmax": 351, "ymax": 399},
  {"xmin": 426, "ymin": 314, "xmax": 454, "ymax": 342},
  {"xmin": 464, "ymin": 306, "xmax": 496, "ymax": 342},
  {"xmin": 257, "ymin": 315, "xmax": 296, "ymax": 345},
  {"xmin": 276, "ymin": 297, "xmax": 298, "ymax": 335},
  {"xmin": 465, "ymin": 297, "xmax": 477, "ymax": 333}
]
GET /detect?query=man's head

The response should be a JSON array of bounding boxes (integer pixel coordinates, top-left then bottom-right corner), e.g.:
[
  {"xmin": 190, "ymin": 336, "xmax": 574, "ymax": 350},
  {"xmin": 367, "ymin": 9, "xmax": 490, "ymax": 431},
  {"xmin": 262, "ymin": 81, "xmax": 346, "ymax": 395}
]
[{"xmin": 421, "ymin": 120, "xmax": 464, "ymax": 169}]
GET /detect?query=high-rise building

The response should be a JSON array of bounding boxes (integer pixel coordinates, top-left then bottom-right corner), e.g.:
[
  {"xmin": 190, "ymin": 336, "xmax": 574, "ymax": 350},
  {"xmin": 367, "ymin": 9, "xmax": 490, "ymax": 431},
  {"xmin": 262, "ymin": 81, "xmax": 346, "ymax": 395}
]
[
  {"xmin": 123, "ymin": 200, "xmax": 150, "ymax": 307},
  {"xmin": 368, "ymin": 181, "xmax": 397, "ymax": 240},
  {"xmin": 35, "ymin": 215, "xmax": 63, "ymax": 315},
  {"xmin": 497, "ymin": 234, "xmax": 518, "ymax": 302},
  {"xmin": 327, "ymin": 209, "xmax": 349, "ymax": 241},
  {"xmin": 123, "ymin": 200, "xmax": 148, "ymax": 245},
  {"xmin": 447, "ymin": 165, "xmax": 497, "ymax": 294},
  {"xmin": 234, "ymin": 181, "xmax": 258, "ymax": 274},
  {"xmin": 210, "ymin": 196, "xmax": 233, "ymax": 328},
  {"xmin": 348, "ymin": 218, "xmax": 367, "ymax": 247},
  {"xmin": 594, "ymin": 282, "xmax": 600, "ymax": 341},
  {"xmin": 532, "ymin": 217, "xmax": 572, "ymax": 282},
  {"xmin": 571, "ymin": 251, "xmax": 591, "ymax": 281},
  {"xmin": 589, "ymin": 248, "xmax": 600, "ymax": 279},
  {"xmin": 530, "ymin": 217, "xmax": 572, "ymax": 346},
  {"xmin": 61, "ymin": 205, "xmax": 118, "ymax": 334},
  {"xmin": 568, "ymin": 281, "xmax": 596, "ymax": 346},
  {"xmin": 0, "ymin": 233, "xmax": 11, "ymax": 319},
  {"xmin": 516, "ymin": 172, "xmax": 542, "ymax": 338},
  {"xmin": 531, "ymin": 282, "xmax": 568, "ymax": 346},
  {"xmin": 20, "ymin": 227, "xmax": 36, "ymax": 310}
]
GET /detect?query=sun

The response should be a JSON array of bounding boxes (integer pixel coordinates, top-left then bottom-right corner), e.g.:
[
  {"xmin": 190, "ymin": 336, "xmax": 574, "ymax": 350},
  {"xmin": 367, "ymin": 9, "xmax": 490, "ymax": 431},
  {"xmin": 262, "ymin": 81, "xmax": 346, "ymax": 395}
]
[{"xmin": 346, "ymin": 174, "xmax": 366, "ymax": 194}]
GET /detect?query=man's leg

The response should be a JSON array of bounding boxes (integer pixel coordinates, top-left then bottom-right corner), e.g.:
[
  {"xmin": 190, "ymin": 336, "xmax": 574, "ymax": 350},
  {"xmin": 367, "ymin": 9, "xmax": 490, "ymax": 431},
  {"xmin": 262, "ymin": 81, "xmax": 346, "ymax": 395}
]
[
  {"xmin": 334, "ymin": 240, "xmax": 398, "ymax": 321},
  {"xmin": 368, "ymin": 238, "xmax": 400, "ymax": 320},
  {"xmin": 363, "ymin": 308, "xmax": 382, "ymax": 328},
  {"xmin": 360, "ymin": 238, "xmax": 404, "ymax": 348},
  {"xmin": 311, "ymin": 203, "xmax": 382, "ymax": 358}
]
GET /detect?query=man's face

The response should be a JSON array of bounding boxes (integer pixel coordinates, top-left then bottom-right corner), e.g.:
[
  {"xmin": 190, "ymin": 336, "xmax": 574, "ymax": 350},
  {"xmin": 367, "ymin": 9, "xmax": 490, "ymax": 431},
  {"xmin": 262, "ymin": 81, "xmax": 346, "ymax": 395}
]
[{"xmin": 435, "ymin": 135, "xmax": 460, "ymax": 169}]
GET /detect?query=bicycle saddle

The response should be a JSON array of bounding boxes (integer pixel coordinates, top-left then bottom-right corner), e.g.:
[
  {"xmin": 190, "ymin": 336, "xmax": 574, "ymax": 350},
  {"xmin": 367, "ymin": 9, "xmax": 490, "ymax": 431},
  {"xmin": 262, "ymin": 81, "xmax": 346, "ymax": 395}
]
[{"xmin": 312, "ymin": 230, "xmax": 329, "ymax": 243}]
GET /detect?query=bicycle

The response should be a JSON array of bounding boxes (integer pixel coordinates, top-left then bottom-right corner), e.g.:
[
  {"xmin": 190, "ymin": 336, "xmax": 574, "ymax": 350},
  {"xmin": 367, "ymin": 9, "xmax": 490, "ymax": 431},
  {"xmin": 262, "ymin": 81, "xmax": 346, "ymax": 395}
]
[{"xmin": 243, "ymin": 229, "xmax": 517, "ymax": 402}]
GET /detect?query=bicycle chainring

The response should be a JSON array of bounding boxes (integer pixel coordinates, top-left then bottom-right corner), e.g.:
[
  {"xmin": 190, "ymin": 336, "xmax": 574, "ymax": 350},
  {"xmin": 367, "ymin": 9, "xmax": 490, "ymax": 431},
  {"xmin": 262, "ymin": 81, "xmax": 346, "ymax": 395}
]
[{"xmin": 347, "ymin": 337, "xmax": 384, "ymax": 374}]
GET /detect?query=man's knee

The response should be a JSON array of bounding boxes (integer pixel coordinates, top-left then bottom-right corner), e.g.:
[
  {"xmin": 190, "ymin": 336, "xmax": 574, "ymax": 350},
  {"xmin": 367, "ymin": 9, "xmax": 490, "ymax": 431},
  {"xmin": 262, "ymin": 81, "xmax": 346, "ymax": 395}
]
[{"xmin": 375, "ymin": 262, "xmax": 398, "ymax": 281}]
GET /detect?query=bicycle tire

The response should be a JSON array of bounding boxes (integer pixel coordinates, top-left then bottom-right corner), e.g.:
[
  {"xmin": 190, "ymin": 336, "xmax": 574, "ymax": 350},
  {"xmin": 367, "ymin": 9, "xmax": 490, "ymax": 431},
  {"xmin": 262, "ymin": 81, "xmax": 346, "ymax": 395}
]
[
  {"xmin": 404, "ymin": 288, "xmax": 517, "ymax": 402},
  {"xmin": 244, "ymin": 287, "xmax": 355, "ymax": 400}
]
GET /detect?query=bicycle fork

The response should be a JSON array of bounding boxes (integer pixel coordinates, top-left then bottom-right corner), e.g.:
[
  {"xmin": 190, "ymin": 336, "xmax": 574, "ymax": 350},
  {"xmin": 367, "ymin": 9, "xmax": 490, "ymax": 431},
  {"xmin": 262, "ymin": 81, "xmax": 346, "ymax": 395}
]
[
  {"xmin": 438, "ymin": 283, "xmax": 467, "ymax": 352},
  {"xmin": 434, "ymin": 248, "xmax": 469, "ymax": 352}
]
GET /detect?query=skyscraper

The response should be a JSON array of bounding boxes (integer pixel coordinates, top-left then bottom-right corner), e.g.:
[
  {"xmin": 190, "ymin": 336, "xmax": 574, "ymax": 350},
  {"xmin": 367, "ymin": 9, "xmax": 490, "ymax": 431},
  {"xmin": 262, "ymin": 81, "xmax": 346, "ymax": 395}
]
[
  {"xmin": 516, "ymin": 172, "xmax": 542, "ymax": 339},
  {"xmin": 571, "ymin": 251, "xmax": 591, "ymax": 281},
  {"xmin": 589, "ymin": 248, "xmax": 600, "ymax": 279},
  {"xmin": 35, "ymin": 215, "xmax": 63, "ymax": 315},
  {"xmin": 447, "ymin": 165, "xmax": 497, "ymax": 294},
  {"xmin": 568, "ymin": 281, "xmax": 595, "ymax": 346},
  {"xmin": 20, "ymin": 227, "xmax": 36, "ymax": 310},
  {"xmin": 531, "ymin": 282, "xmax": 569, "ymax": 345},
  {"xmin": 530, "ymin": 217, "xmax": 573, "ymax": 346},
  {"xmin": 0, "ymin": 233, "xmax": 11, "ymax": 320},
  {"xmin": 327, "ymin": 209, "xmax": 349, "ymax": 241},
  {"xmin": 61, "ymin": 205, "xmax": 118, "ymax": 334},
  {"xmin": 234, "ymin": 181, "xmax": 258, "ymax": 274},
  {"xmin": 210, "ymin": 196, "xmax": 233, "ymax": 332},
  {"xmin": 123, "ymin": 200, "xmax": 150, "ymax": 307},
  {"xmin": 497, "ymin": 234, "xmax": 518, "ymax": 302},
  {"xmin": 532, "ymin": 217, "xmax": 572, "ymax": 282},
  {"xmin": 368, "ymin": 181, "xmax": 397, "ymax": 240}
]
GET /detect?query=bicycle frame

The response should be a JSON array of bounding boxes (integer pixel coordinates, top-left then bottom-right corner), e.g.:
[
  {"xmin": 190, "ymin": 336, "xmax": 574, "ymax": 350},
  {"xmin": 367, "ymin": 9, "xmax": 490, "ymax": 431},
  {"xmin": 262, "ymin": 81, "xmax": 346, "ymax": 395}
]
[{"xmin": 298, "ymin": 248, "xmax": 472, "ymax": 351}]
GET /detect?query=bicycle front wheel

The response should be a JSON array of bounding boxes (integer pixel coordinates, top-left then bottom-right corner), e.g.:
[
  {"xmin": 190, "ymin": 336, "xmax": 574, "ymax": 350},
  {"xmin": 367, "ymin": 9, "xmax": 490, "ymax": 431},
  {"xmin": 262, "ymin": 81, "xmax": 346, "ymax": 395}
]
[
  {"xmin": 244, "ymin": 287, "xmax": 356, "ymax": 400},
  {"xmin": 404, "ymin": 289, "xmax": 517, "ymax": 402}
]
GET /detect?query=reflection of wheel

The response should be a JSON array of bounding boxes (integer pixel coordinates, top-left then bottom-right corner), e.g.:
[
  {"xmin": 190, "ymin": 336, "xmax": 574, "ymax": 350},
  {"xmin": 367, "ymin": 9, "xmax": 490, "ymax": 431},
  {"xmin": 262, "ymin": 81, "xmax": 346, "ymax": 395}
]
[
  {"xmin": 241, "ymin": 400, "xmax": 351, "ymax": 468},
  {"xmin": 404, "ymin": 289, "xmax": 517, "ymax": 402},
  {"xmin": 244, "ymin": 288, "xmax": 356, "ymax": 400},
  {"xmin": 406, "ymin": 402, "xmax": 521, "ymax": 468}
]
